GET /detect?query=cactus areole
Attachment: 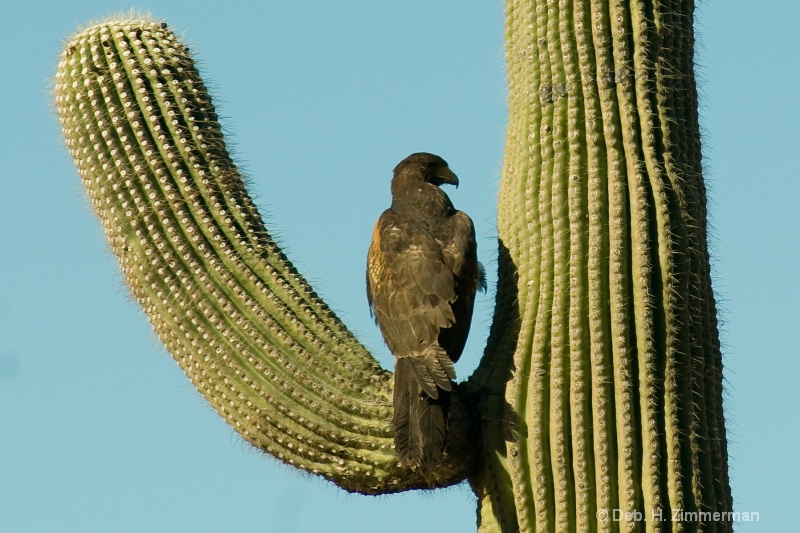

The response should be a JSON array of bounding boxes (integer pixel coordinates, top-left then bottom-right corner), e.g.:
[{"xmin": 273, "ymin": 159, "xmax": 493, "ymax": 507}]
[{"xmin": 55, "ymin": 2, "xmax": 731, "ymax": 531}]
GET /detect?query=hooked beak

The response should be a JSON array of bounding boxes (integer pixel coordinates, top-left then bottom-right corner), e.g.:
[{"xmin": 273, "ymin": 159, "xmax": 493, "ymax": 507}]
[{"xmin": 437, "ymin": 167, "xmax": 459, "ymax": 188}]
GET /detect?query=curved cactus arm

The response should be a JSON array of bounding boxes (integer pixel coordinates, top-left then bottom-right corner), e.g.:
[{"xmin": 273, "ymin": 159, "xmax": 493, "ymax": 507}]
[{"xmin": 54, "ymin": 17, "xmax": 471, "ymax": 494}]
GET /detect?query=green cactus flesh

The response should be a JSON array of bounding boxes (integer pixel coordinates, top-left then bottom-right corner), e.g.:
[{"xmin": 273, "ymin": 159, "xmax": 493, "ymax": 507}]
[
  {"xmin": 54, "ymin": 18, "xmax": 471, "ymax": 493},
  {"xmin": 55, "ymin": 3, "xmax": 731, "ymax": 531},
  {"xmin": 470, "ymin": 0, "xmax": 731, "ymax": 530}
]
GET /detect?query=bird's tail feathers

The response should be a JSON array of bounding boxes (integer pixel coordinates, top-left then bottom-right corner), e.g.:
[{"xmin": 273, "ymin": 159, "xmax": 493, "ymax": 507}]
[
  {"xmin": 393, "ymin": 360, "xmax": 414, "ymax": 464},
  {"xmin": 410, "ymin": 381, "xmax": 447, "ymax": 467},
  {"xmin": 402, "ymin": 347, "xmax": 455, "ymax": 399},
  {"xmin": 393, "ymin": 354, "xmax": 453, "ymax": 469}
]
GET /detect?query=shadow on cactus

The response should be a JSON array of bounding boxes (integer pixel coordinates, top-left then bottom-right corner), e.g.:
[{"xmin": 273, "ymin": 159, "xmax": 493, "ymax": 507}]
[{"xmin": 55, "ymin": 4, "xmax": 732, "ymax": 531}]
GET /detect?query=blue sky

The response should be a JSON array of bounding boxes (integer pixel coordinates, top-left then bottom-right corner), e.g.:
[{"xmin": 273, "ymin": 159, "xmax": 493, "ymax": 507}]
[{"xmin": 1, "ymin": 1, "xmax": 797, "ymax": 531}]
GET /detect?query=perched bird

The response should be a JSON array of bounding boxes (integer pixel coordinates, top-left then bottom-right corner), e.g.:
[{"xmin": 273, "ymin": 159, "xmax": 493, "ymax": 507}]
[{"xmin": 367, "ymin": 153, "xmax": 484, "ymax": 469}]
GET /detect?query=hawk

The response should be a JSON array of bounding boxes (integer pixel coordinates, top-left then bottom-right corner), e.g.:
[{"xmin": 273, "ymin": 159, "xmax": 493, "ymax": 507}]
[{"xmin": 367, "ymin": 153, "xmax": 484, "ymax": 469}]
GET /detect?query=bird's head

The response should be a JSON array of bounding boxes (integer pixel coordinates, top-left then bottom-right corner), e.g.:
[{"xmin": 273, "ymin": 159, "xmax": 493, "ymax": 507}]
[{"xmin": 391, "ymin": 153, "xmax": 459, "ymax": 194}]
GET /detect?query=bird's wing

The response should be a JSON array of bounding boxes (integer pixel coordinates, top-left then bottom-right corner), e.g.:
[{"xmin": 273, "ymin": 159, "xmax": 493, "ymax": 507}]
[
  {"xmin": 436, "ymin": 210, "xmax": 483, "ymax": 363},
  {"xmin": 367, "ymin": 211, "xmax": 457, "ymax": 358}
]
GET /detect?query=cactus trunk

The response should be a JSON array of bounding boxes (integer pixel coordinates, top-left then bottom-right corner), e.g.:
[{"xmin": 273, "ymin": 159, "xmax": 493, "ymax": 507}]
[
  {"xmin": 470, "ymin": 0, "xmax": 731, "ymax": 530},
  {"xmin": 55, "ymin": 0, "xmax": 731, "ymax": 530}
]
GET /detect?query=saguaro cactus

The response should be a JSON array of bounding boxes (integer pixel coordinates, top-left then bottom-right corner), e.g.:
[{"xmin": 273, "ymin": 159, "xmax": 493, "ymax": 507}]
[{"xmin": 55, "ymin": 1, "xmax": 731, "ymax": 531}]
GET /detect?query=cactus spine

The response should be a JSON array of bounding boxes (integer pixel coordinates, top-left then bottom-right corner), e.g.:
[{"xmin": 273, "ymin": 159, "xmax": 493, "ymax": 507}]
[{"xmin": 55, "ymin": 1, "xmax": 731, "ymax": 530}]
